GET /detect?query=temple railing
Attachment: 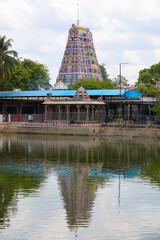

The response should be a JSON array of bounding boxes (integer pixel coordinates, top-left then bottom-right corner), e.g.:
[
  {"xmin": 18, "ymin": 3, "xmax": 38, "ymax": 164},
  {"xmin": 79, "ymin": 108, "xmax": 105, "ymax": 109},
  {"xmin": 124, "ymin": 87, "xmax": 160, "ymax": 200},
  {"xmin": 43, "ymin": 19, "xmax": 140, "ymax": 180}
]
[
  {"xmin": 1, "ymin": 113, "xmax": 159, "ymax": 125},
  {"xmin": 105, "ymin": 114, "xmax": 160, "ymax": 124},
  {"xmin": 0, "ymin": 112, "xmax": 105, "ymax": 123}
]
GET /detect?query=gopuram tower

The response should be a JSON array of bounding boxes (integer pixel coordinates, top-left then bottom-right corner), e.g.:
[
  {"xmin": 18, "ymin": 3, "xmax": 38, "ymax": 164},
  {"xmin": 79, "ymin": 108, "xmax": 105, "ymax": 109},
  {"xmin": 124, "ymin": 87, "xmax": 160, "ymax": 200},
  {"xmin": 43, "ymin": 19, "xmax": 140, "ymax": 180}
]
[{"xmin": 56, "ymin": 24, "xmax": 102, "ymax": 85}]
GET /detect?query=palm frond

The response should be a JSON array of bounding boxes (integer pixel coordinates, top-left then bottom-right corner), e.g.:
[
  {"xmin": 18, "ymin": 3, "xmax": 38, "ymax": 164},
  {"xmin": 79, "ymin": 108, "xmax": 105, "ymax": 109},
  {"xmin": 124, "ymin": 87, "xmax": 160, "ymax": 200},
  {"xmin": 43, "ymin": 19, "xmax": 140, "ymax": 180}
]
[{"xmin": 0, "ymin": 35, "xmax": 18, "ymax": 80}]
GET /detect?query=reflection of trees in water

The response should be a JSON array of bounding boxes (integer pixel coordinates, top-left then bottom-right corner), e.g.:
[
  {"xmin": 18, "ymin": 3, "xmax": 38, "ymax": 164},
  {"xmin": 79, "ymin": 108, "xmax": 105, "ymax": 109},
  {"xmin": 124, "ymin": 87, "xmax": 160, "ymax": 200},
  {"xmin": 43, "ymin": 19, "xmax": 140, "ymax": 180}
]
[
  {"xmin": 0, "ymin": 180, "xmax": 18, "ymax": 228},
  {"xmin": 141, "ymin": 154, "xmax": 160, "ymax": 186},
  {"xmin": 1, "ymin": 134, "xmax": 159, "ymax": 167},
  {"xmin": 0, "ymin": 164, "xmax": 47, "ymax": 228},
  {"xmin": 0, "ymin": 175, "xmax": 46, "ymax": 229},
  {"xmin": 0, "ymin": 137, "xmax": 47, "ymax": 229},
  {"xmin": 0, "ymin": 134, "xmax": 160, "ymax": 230},
  {"xmin": 2, "ymin": 135, "xmax": 159, "ymax": 169}
]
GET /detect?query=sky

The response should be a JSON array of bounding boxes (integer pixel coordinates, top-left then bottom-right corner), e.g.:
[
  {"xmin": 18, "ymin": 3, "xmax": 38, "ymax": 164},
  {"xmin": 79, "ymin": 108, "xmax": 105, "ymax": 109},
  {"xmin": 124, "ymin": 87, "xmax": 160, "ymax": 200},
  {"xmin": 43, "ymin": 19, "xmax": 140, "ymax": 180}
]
[{"xmin": 1, "ymin": 0, "xmax": 160, "ymax": 86}]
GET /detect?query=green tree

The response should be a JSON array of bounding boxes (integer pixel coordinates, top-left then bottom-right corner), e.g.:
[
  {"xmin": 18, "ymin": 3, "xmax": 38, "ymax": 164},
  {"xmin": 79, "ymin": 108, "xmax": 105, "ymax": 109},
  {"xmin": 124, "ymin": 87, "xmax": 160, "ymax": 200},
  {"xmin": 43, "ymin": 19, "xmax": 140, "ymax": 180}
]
[
  {"xmin": 0, "ymin": 59, "xmax": 51, "ymax": 91},
  {"xmin": 151, "ymin": 103, "xmax": 160, "ymax": 117},
  {"xmin": 137, "ymin": 62, "xmax": 160, "ymax": 85},
  {"xmin": 68, "ymin": 78, "xmax": 115, "ymax": 90},
  {"xmin": 136, "ymin": 83, "xmax": 159, "ymax": 97},
  {"xmin": 136, "ymin": 62, "xmax": 160, "ymax": 115},
  {"xmin": 136, "ymin": 62, "xmax": 160, "ymax": 99},
  {"xmin": 113, "ymin": 75, "xmax": 129, "ymax": 88},
  {"xmin": 137, "ymin": 70, "xmax": 153, "ymax": 85},
  {"xmin": 99, "ymin": 63, "xmax": 109, "ymax": 80},
  {"xmin": 0, "ymin": 35, "xmax": 18, "ymax": 80},
  {"xmin": 68, "ymin": 78, "xmax": 99, "ymax": 90}
]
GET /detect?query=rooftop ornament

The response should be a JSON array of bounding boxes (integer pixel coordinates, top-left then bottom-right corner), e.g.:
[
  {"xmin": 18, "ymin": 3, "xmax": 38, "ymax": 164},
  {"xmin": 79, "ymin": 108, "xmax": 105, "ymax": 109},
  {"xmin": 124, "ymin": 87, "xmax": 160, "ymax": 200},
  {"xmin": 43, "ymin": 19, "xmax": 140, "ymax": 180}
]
[
  {"xmin": 53, "ymin": 81, "xmax": 68, "ymax": 90},
  {"xmin": 73, "ymin": 86, "xmax": 90, "ymax": 100}
]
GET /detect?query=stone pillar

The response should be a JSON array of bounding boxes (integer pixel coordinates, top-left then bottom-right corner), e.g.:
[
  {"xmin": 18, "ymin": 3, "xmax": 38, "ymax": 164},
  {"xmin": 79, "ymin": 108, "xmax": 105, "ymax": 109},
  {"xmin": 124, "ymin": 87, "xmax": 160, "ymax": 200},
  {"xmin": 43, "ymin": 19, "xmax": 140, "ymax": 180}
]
[
  {"xmin": 91, "ymin": 105, "xmax": 95, "ymax": 121},
  {"xmin": 119, "ymin": 104, "xmax": 122, "ymax": 119},
  {"xmin": 127, "ymin": 104, "xmax": 130, "ymax": 122},
  {"xmin": 97, "ymin": 105, "xmax": 100, "ymax": 121},
  {"xmin": 130, "ymin": 104, "xmax": 133, "ymax": 122},
  {"xmin": 17, "ymin": 102, "xmax": 21, "ymax": 122},
  {"xmin": 85, "ymin": 105, "xmax": 90, "ymax": 122},
  {"xmin": 99, "ymin": 106, "xmax": 103, "ymax": 123},
  {"xmin": 102, "ymin": 105, "xmax": 106, "ymax": 122},
  {"xmin": 66, "ymin": 105, "xmax": 70, "ymax": 122},
  {"xmin": 44, "ymin": 105, "xmax": 47, "ymax": 121},
  {"xmin": 108, "ymin": 108, "xmax": 112, "ymax": 119},
  {"xmin": 124, "ymin": 103, "xmax": 127, "ymax": 122},
  {"xmin": 76, "ymin": 105, "xmax": 81, "ymax": 122},
  {"xmin": 138, "ymin": 104, "xmax": 140, "ymax": 123},
  {"xmin": 57, "ymin": 105, "xmax": 61, "ymax": 120}
]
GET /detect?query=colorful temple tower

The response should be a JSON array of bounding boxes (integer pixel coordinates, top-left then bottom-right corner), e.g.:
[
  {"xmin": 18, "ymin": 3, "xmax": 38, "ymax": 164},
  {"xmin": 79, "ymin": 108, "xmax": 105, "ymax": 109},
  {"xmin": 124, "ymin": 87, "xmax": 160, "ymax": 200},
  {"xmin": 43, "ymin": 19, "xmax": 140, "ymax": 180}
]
[{"xmin": 56, "ymin": 24, "xmax": 102, "ymax": 85}]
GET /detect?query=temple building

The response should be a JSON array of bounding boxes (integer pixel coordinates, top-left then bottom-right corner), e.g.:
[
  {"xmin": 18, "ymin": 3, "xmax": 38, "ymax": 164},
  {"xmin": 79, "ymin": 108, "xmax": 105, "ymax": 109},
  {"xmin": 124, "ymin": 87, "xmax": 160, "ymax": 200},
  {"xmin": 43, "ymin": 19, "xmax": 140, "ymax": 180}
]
[
  {"xmin": 43, "ymin": 86, "xmax": 106, "ymax": 123},
  {"xmin": 56, "ymin": 24, "xmax": 102, "ymax": 85},
  {"xmin": 0, "ymin": 87, "xmax": 153, "ymax": 125}
]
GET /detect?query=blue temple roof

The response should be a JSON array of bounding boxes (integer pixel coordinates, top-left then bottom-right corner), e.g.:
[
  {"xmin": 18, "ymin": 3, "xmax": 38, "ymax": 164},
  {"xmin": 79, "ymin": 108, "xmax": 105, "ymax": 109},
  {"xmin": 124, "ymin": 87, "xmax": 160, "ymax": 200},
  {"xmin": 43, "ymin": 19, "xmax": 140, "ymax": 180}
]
[{"xmin": 0, "ymin": 89, "xmax": 142, "ymax": 99}]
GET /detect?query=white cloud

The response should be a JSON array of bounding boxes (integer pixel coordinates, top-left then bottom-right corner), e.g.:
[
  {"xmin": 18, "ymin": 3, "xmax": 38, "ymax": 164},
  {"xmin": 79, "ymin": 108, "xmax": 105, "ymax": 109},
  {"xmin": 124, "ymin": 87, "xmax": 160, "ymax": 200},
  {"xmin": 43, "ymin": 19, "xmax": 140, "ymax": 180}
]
[
  {"xmin": 123, "ymin": 50, "xmax": 143, "ymax": 65},
  {"xmin": 0, "ymin": 0, "xmax": 160, "ymax": 85},
  {"xmin": 155, "ymin": 49, "xmax": 160, "ymax": 61},
  {"xmin": 0, "ymin": 0, "xmax": 33, "ymax": 29}
]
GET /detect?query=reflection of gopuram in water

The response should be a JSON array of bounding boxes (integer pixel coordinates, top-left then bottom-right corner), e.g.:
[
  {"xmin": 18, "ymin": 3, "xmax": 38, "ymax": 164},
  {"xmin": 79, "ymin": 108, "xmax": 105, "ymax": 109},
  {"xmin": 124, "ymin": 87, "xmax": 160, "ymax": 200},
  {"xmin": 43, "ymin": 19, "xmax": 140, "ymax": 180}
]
[
  {"xmin": 0, "ymin": 135, "xmax": 103, "ymax": 230},
  {"xmin": 1, "ymin": 134, "xmax": 160, "ymax": 231},
  {"xmin": 57, "ymin": 164, "xmax": 103, "ymax": 229}
]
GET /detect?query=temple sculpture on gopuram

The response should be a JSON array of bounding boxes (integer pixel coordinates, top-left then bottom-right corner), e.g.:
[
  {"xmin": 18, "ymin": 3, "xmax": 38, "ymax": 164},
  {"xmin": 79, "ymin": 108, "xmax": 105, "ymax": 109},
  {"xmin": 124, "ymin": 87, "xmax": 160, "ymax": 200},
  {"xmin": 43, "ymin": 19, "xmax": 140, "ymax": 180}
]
[{"xmin": 56, "ymin": 24, "xmax": 102, "ymax": 85}]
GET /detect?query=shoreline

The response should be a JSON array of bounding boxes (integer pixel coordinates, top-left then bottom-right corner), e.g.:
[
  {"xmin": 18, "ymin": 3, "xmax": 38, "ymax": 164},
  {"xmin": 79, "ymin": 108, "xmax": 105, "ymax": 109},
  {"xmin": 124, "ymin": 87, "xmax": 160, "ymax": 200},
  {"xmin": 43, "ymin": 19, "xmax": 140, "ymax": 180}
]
[{"xmin": 0, "ymin": 122, "xmax": 159, "ymax": 139}]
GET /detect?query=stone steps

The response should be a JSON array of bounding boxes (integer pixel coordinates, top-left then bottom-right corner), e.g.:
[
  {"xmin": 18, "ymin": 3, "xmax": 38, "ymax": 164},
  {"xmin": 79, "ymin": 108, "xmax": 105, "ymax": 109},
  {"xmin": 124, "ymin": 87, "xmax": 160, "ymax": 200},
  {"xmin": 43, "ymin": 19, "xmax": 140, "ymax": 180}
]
[
  {"xmin": 0, "ymin": 124, "xmax": 18, "ymax": 133},
  {"xmin": 99, "ymin": 126, "xmax": 159, "ymax": 138}
]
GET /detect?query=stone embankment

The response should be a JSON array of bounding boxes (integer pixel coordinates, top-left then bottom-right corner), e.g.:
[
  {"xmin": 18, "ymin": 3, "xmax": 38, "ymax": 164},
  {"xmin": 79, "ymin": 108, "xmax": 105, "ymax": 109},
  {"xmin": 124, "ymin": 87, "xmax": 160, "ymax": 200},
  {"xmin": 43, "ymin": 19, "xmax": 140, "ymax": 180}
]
[
  {"xmin": 0, "ymin": 122, "xmax": 159, "ymax": 139},
  {"xmin": 0, "ymin": 123, "xmax": 18, "ymax": 133},
  {"xmin": 97, "ymin": 123, "xmax": 159, "ymax": 139}
]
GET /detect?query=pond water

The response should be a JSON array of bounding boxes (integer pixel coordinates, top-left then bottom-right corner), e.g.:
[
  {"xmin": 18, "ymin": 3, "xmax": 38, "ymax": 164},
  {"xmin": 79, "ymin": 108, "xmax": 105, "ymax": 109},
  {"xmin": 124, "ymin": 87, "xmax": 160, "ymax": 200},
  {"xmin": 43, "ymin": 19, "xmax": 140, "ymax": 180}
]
[{"xmin": 0, "ymin": 134, "xmax": 160, "ymax": 240}]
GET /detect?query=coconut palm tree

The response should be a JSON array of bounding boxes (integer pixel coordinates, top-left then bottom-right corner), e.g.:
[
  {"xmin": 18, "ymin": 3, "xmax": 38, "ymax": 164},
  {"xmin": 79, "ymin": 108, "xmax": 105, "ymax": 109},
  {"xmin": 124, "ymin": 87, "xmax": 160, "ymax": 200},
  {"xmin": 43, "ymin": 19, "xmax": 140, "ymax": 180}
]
[{"xmin": 0, "ymin": 35, "xmax": 18, "ymax": 80}]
